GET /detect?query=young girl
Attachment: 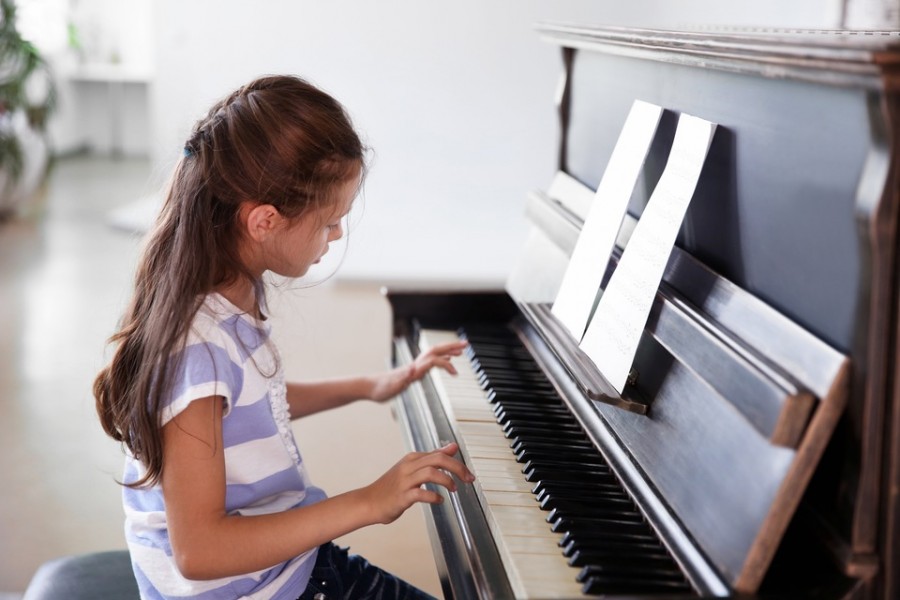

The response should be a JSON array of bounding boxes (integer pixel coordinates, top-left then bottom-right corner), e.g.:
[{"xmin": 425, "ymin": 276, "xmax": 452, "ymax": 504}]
[{"xmin": 94, "ymin": 75, "xmax": 472, "ymax": 600}]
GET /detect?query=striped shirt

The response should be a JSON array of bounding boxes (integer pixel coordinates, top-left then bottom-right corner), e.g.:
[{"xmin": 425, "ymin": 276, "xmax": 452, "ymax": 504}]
[{"xmin": 123, "ymin": 293, "xmax": 326, "ymax": 599}]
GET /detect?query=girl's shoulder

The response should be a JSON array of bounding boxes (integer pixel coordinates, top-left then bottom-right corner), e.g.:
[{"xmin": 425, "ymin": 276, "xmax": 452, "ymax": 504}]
[{"xmin": 188, "ymin": 292, "xmax": 271, "ymax": 353}]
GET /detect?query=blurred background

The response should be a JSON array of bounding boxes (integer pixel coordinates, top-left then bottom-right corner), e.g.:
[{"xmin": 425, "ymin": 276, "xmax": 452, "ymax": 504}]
[{"xmin": 0, "ymin": 0, "xmax": 891, "ymax": 597}]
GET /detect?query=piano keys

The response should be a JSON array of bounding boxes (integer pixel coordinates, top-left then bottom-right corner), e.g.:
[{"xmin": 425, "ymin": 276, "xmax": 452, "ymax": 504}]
[
  {"xmin": 389, "ymin": 23, "xmax": 900, "ymax": 600},
  {"xmin": 419, "ymin": 326, "xmax": 696, "ymax": 597}
]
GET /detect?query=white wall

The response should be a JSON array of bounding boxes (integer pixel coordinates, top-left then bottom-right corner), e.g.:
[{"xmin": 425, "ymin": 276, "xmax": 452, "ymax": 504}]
[
  {"xmin": 145, "ymin": 0, "xmax": 845, "ymax": 288},
  {"xmin": 35, "ymin": 0, "xmax": 155, "ymax": 155}
]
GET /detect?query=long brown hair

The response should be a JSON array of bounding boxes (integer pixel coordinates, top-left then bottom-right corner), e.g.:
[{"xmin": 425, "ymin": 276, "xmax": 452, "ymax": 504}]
[{"xmin": 94, "ymin": 75, "xmax": 365, "ymax": 487}]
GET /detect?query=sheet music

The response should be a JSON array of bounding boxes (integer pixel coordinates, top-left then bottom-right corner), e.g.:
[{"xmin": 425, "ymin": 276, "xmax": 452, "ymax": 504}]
[
  {"xmin": 551, "ymin": 101, "xmax": 664, "ymax": 340},
  {"xmin": 581, "ymin": 112, "xmax": 717, "ymax": 393}
]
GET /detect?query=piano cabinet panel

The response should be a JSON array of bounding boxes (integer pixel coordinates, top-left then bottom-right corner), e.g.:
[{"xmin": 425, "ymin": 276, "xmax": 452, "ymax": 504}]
[
  {"xmin": 598, "ymin": 329, "xmax": 850, "ymax": 591},
  {"xmin": 596, "ymin": 349, "xmax": 792, "ymax": 586}
]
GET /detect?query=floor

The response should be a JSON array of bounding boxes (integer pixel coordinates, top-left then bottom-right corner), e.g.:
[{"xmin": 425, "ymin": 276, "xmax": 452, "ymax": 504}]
[{"xmin": 0, "ymin": 155, "xmax": 442, "ymax": 596}]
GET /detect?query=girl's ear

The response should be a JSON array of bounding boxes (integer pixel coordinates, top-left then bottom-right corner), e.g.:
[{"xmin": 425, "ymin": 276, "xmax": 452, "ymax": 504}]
[{"xmin": 241, "ymin": 203, "xmax": 283, "ymax": 242}]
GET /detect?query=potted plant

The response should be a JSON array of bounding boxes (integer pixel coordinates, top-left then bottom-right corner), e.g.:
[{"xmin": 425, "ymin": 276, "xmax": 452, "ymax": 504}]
[{"xmin": 0, "ymin": 0, "xmax": 57, "ymax": 219}]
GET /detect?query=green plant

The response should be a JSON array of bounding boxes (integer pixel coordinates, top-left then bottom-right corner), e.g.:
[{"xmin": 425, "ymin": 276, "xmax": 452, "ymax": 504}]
[{"xmin": 0, "ymin": 0, "xmax": 57, "ymax": 186}]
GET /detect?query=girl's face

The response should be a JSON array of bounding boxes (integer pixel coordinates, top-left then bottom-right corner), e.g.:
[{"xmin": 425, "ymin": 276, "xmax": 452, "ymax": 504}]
[{"xmin": 267, "ymin": 177, "xmax": 357, "ymax": 278}]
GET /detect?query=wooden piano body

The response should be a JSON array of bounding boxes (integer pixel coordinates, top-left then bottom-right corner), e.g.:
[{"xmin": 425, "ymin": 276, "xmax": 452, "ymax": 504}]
[{"xmin": 389, "ymin": 24, "xmax": 900, "ymax": 599}]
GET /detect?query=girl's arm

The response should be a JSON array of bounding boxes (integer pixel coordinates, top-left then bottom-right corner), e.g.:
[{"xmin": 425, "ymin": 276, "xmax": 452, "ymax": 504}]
[
  {"xmin": 163, "ymin": 395, "xmax": 473, "ymax": 581},
  {"xmin": 287, "ymin": 340, "xmax": 467, "ymax": 419}
]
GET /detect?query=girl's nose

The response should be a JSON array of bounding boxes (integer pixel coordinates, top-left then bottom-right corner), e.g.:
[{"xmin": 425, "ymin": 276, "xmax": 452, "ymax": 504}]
[{"xmin": 329, "ymin": 222, "xmax": 344, "ymax": 241}]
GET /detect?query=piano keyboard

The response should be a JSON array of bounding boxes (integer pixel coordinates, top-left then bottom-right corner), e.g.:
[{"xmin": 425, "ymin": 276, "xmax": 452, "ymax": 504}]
[{"xmin": 419, "ymin": 326, "xmax": 695, "ymax": 598}]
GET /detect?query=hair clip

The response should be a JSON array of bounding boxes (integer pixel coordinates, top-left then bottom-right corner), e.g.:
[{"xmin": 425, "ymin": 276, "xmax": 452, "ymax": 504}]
[{"xmin": 183, "ymin": 146, "xmax": 192, "ymax": 158}]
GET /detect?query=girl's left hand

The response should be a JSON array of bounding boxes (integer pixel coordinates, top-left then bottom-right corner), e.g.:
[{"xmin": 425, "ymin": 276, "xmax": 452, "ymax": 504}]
[{"xmin": 369, "ymin": 340, "xmax": 468, "ymax": 402}]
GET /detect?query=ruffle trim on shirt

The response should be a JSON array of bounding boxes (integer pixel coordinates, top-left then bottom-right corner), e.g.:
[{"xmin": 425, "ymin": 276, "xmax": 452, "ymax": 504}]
[{"xmin": 268, "ymin": 363, "xmax": 302, "ymax": 467}]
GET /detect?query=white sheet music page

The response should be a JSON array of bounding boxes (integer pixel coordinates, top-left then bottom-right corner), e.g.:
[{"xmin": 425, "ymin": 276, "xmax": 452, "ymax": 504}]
[
  {"xmin": 551, "ymin": 100, "xmax": 663, "ymax": 341},
  {"xmin": 580, "ymin": 112, "xmax": 717, "ymax": 393}
]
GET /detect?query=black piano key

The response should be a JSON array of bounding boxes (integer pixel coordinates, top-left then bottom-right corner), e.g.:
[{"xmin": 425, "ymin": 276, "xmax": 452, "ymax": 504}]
[
  {"xmin": 582, "ymin": 578, "xmax": 694, "ymax": 596},
  {"xmin": 524, "ymin": 469, "xmax": 619, "ymax": 486},
  {"xmin": 491, "ymin": 396, "xmax": 567, "ymax": 407},
  {"xmin": 550, "ymin": 519, "xmax": 655, "ymax": 539},
  {"xmin": 496, "ymin": 409, "xmax": 573, "ymax": 423},
  {"xmin": 540, "ymin": 495, "xmax": 638, "ymax": 514},
  {"xmin": 471, "ymin": 355, "xmax": 533, "ymax": 366},
  {"xmin": 523, "ymin": 458, "xmax": 611, "ymax": 472},
  {"xmin": 549, "ymin": 511, "xmax": 644, "ymax": 528},
  {"xmin": 523, "ymin": 460, "xmax": 613, "ymax": 474},
  {"xmin": 576, "ymin": 562, "xmax": 687, "ymax": 583},
  {"xmin": 477, "ymin": 374, "xmax": 552, "ymax": 389},
  {"xmin": 537, "ymin": 488, "xmax": 632, "ymax": 508},
  {"xmin": 497, "ymin": 411, "xmax": 580, "ymax": 425},
  {"xmin": 581, "ymin": 574, "xmax": 693, "ymax": 595},
  {"xmin": 485, "ymin": 389, "xmax": 560, "ymax": 404},
  {"xmin": 506, "ymin": 426, "xmax": 589, "ymax": 440},
  {"xmin": 560, "ymin": 535, "xmax": 666, "ymax": 554},
  {"xmin": 510, "ymin": 439, "xmax": 595, "ymax": 454},
  {"xmin": 484, "ymin": 384, "xmax": 558, "ymax": 397},
  {"xmin": 470, "ymin": 354, "xmax": 538, "ymax": 366},
  {"xmin": 568, "ymin": 548, "xmax": 676, "ymax": 568},
  {"xmin": 533, "ymin": 481, "xmax": 628, "ymax": 498},
  {"xmin": 501, "ymin": 416, "xmax": 582, "ymax": 429},
  {"xmin": 532, "ymin": 478, "xmax": 622, "ymax": 495},
  {"xmin": 504, "ymin": 422, "xmax": 584, "ymax": 438},
  {"xmin": 558, "ymin": 531, "xmax": 665, "ymax": 557},
  {"xmin": 561, "ymin": 535, "xmax": 666, "ymax": 559},
  {"xmin": 546, "ymin": 507, "xmax": 645, "ymax": 525},
  {"xmin": 500, "ymin": 413, "xmax": 576, "ymax": 428},
  {"xmin": 546, "ymin": 505, "xmax": 640, "ymax": 520},
  {"xmin": 465, "ymin": 348, "xmax": 532, "ymax": 360},
  {"xmin": 475, "ymin": 367, "xmax": 553, "ymax": 389},
  {"xmin": 508, "ymin": 432, "xmax": 592, "ymax": 447},
  {"xmin": 514, "ymin": 447, "xmax": 594, "ymax": 463}
]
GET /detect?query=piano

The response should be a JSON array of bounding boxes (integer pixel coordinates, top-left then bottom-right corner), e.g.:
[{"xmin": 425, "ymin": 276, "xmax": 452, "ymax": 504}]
[{"xmin": 388, "ymin": 24, "xmax": 900, "ymax": 599}]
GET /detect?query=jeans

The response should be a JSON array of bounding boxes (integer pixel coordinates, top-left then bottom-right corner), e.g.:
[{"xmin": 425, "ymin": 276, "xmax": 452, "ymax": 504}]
[{"xmin": 297, "ymin": 543, "xmax": 438, "ymax": 600}]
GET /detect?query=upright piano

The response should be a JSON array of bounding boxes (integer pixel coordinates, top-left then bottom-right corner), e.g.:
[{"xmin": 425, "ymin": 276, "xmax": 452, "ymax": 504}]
[{"xmin": 389, "ymin": 24, "xmax": 900, "ymax": 599}]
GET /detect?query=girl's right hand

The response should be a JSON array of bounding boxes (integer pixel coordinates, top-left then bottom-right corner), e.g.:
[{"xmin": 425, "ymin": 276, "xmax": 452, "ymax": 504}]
[{"xmin": 362, "ymin": 442, "xmax": 475, "ymax": 525}]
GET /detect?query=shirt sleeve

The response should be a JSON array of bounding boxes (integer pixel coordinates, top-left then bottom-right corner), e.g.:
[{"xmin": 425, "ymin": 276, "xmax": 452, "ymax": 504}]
[{"xmin": 159, "ymin": 324, "xmax": 244, "ymax": 426}]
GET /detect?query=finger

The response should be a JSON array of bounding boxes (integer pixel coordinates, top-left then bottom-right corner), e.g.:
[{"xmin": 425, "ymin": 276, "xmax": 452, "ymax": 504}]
[
  {"xmin": 435, "ymin": 441, "xmax": 458, "ymax": 455},
  {"xmin": 419, "ymin": 449, "xmax": 475, "ymax": 482},
  {"xmin": 435, "ymin": 357, "xmax": 458, "ymax": 376},
  {"xmin": 408, "ymin": 487, "xmax": 443, "ymax": 506},
  {"xmin": 429, "ymin": 341, "xmax": 468, "ymax": 356},
  {"xmin": 410, "ymin": 466, "xmax": 456, "ymax": 492},
  {"xmin": 400, "ymin": 450, "xmax": 429, "ymax": 463},
  {"xmin": 411, "ymin": 356, "xmax": 454, "ymax": 380},
  {"xmin": 400, "ymin": 444, "xmax": 455, "ymax": 464},
  {"xmin": 426, "ymin": 355, "xmax": 457, "ymax": 372}
]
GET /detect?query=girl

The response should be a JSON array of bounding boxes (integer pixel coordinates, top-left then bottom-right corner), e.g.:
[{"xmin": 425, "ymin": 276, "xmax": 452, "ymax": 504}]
[{"xmin": 94, "ymin": 75, "xmax": 472, "ymax": 600}]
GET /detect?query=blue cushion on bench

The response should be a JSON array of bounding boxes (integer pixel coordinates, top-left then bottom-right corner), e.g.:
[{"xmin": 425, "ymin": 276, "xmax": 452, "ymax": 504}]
[{"xmin": 23, "ymin": 550, "xmax": 138, "ymax": 600}]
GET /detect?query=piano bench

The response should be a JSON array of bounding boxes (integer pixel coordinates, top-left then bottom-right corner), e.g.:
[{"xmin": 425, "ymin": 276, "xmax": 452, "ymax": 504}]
[{"xmin": 22, "ymin": 550, "xmax": 139, "ymax": 600}]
